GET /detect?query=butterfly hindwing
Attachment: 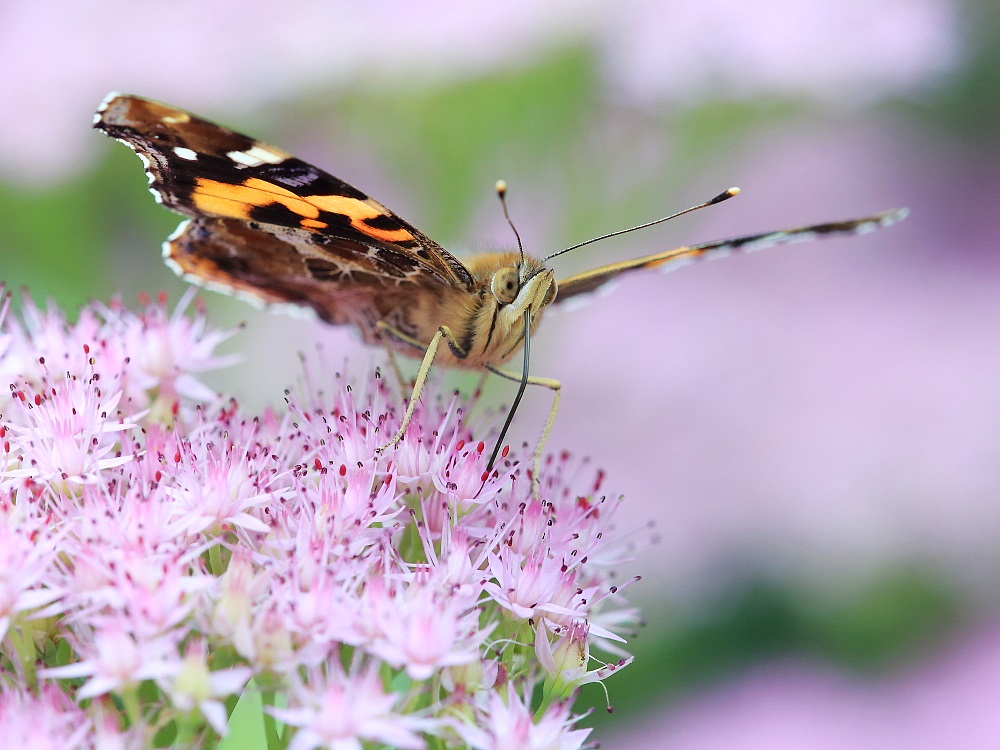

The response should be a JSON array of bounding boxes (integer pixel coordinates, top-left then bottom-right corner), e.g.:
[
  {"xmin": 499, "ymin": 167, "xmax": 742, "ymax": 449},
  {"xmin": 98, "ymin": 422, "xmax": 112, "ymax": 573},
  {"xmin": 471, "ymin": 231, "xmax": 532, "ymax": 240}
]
[{"xmin": 167, "ymin": 217, "xmax": 435, "ymax": 333}]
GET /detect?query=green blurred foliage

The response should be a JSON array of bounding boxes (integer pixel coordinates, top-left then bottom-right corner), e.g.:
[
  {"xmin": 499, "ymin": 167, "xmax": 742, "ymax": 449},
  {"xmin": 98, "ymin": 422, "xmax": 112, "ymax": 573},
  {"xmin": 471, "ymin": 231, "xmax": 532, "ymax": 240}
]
[
  {"xmin": 1, "ymin": 144, "xmax": 180, "ymax": 313},
  {"xmin": 330, "ymin": 47, "xmax": 599, "ymax": 240},
  {"xmin": 922, "ymin": 0, "xmax": 1000, "ymax": 139},
  {"xmin": 581, "ymin": 569, "xmax": 960, "ymax": 733}
]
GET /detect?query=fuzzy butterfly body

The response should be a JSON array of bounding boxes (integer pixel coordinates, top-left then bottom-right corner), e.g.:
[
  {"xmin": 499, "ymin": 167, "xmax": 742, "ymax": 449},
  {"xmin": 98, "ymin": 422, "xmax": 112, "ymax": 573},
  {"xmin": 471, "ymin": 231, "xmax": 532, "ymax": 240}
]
[{"xmin": 94, "ymin": 92, "xmax": 907, "ymax": 481}]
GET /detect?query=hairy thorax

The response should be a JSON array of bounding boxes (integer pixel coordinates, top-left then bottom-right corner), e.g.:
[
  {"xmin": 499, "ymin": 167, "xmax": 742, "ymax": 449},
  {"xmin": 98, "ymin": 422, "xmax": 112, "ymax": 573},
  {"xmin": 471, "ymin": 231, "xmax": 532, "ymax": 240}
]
[{"xmin": 376, "ymin": 250, "xmax": 555, "ymax": 370}]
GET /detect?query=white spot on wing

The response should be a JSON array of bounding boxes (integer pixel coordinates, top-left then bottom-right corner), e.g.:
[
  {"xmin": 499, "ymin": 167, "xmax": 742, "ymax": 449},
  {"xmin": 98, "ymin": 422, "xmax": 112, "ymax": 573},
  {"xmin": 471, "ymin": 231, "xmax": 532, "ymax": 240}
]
[
  {"xmin": 227, "ymin": 151, "xmax": 260, "ymax": 167},
  {"xmin": 173, "ymin": 147, "xmax": 198, "ymax": 161},
  {"xmin": 227, "ymin": 145, "xmax": 285, "ymax": 167}
]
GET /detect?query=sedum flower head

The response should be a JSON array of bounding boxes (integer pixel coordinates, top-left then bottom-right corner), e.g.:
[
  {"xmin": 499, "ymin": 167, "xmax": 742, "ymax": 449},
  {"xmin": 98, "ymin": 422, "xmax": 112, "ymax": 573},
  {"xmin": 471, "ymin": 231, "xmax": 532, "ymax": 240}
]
[{"xmin": 0, "ymin": 289, "xmax": 639, "ymax": 748}]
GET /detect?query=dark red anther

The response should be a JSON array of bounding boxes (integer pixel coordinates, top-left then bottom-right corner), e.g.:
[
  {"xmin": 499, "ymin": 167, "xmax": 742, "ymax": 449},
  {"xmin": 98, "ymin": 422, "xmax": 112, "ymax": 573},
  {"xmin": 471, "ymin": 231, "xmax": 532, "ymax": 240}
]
[
  {"xmin": 33, "ymin": 394, "xmax": 41, "ymax": 406},
  {"xmin": 501, "ymin": 445, "xmax": 509, "ymax": 458},
  {"xmin": 313, "ymin": 458, "xmax": 322, "ymax": 471},
  {"xmin": 455, "ymin": 440, "xmax": 465, "ymax": 451},
  {"xmin": 173, "ymin": 450, "xmax": 181, "ymax": 463},
  {"xmin": 481, "ymin": 470, "xmax": 489, "ymax": 482},
  {"xmin": 339, "ymin": 464, "xmax": 347, "ymax": 477},
  {"xmin": 83, "ymin": 343, "xmax": 90, "ymax": 354},
  {"xmin": 476, "ymin": 441, "xmax": 485, "ymax": 454}
]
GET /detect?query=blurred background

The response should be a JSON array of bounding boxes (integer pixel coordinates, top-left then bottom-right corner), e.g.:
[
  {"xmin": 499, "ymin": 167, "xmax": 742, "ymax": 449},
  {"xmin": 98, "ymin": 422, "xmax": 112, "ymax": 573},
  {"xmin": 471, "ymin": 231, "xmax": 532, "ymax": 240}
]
[{"xmin": 3, "ymin": 0, "xmax": 1000, "ymax": 745}]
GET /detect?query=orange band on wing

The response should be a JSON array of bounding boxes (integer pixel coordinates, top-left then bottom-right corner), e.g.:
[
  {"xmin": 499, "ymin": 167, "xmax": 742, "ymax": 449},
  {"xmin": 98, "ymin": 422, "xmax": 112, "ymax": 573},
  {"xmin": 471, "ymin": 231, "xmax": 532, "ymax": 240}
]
[
  {"xmin": 306, "ymin": 194, "xmax": 415, "ymax": 243},
  {"xmin": 191, "ymin": 178, "xmax": 414, "ymax": 243},
  {"xmin": 299, "ymin": 218, "xmax": 329, "ymax": 230},
  {"xmin": 192, "ymin": 177, "xmax": 321, "ymax": 221}
]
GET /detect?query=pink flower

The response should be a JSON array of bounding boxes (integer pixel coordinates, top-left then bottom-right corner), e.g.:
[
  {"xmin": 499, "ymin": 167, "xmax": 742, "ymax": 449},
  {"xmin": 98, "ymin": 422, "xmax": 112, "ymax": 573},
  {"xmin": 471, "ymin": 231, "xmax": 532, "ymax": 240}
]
[
  {"xmin": 483, "ymin": 546, "xmax": 582, "ymax": 623},
  {"xmin": 270, "ymin": 665, "xmax": 433, "ymax": 750},
  {"xmin": 3, "ymin": 370, "xmax": 134, "ymax": 487},
  {"xmin": 366, "ymin": 574, "xmax": 495, "ymax": 680},
  {"xmin": 0, "ymin": 522, "xmax": 62, "ymax": 641},
  {"xmin": 207, "ymin": 547, "xmax": 268, "ymax": 648},
  {"xmin": 535, "ymin": 620, "xmax": 633, "ymax": 701},
  {"xmin": 40, "ymin": 616, "xmax": 179, "ymax": 700},
  {"xmin": 454, "ymin": 682, "xmax": 591, "ymax": 750},
  {"xmin": 110, "ymin": 290, "xmax": 238, "ymax": 418},
  {"xmin": 0, "ymin": 686, "xmax": 91, "ymax": 750},
  {"xmin": 2, "ymin": 292, "xmax": 636, "ymax": 746},
  {"xmin": 157, "ymin": 640, "xmax": 252, "ymax": 736},
  {"xmin": 165, "ymin": 418, "xmax": 278, "ymax": 537}
]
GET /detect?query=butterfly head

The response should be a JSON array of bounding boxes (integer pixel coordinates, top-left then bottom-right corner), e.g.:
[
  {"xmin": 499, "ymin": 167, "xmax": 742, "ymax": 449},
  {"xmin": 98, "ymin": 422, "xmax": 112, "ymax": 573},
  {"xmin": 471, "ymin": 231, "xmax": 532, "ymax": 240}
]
[
  {"xmin": 490, "ymin": 262, "xmax": 556, "ymax": 313},
  {"xmin": 462, "ymin": 252, "xmax": 556, "ymax": 365}
]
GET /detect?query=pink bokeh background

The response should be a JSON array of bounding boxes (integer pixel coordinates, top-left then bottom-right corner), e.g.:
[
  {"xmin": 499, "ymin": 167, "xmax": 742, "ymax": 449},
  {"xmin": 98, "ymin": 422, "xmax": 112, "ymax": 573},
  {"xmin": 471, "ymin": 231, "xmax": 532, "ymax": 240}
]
[{"xmin": 605, "ymin": 622, "xmax": 1000, "ymax": 749}]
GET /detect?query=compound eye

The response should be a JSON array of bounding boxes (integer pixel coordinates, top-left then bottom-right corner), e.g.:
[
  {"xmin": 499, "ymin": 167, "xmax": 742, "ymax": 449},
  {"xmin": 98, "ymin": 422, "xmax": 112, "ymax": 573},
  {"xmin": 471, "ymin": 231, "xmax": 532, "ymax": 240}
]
[{"xmin": 491, "ymin": 267, "xmax": 520, "ymax": 305}]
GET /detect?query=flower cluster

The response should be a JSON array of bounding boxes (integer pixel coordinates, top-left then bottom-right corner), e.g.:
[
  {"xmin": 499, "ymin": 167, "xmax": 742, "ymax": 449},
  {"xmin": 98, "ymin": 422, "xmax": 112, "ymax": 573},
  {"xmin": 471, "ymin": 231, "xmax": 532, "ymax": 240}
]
[{"xmin": 0, "ymin": 289, "xmax": 637, "ymax": 749}]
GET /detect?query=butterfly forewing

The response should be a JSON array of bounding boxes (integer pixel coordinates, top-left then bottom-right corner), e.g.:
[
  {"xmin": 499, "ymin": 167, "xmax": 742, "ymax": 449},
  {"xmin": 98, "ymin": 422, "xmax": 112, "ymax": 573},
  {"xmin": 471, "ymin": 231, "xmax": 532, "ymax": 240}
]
[{"xmin": 95, "ymin": 93, "xmax": 474, "ymax": 292}]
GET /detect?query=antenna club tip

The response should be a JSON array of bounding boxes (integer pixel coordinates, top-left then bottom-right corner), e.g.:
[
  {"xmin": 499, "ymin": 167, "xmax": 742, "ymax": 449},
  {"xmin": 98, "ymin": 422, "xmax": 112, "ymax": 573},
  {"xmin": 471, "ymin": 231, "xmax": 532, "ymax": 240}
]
[
  {"xmin": 495, "ymin": 179, "xmax": 508, "ymax": 196},
  {"xmin": 706, "ymin": 187, "xmax": 741, "ymax": 206}
]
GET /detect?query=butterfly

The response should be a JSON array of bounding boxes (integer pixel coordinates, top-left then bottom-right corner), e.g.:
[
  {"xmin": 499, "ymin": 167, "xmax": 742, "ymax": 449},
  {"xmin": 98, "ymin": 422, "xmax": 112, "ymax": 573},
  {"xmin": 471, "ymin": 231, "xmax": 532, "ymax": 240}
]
[{"xmin": 94, "ymin": 92, "xmax": 907, "ymax": 490}]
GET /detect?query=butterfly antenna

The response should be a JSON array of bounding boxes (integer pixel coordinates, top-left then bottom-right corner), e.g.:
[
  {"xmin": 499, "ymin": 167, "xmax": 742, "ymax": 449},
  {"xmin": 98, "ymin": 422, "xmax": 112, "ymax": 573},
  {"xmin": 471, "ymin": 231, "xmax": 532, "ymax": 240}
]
[
  {"xmin": 542, "ymin": 186, "xmax": 741, "ymax": 263},
  {"xmin": 496, "ymin": 180, "xmax": 525, "ymax": 266},
  {"xmin": 486, "ymin": 309, "xmax": 532, "ymax": 475}
]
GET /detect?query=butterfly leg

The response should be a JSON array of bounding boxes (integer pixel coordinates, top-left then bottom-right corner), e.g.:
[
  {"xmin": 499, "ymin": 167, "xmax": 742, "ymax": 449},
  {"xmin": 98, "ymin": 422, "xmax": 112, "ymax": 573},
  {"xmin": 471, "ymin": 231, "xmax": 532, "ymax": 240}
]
[
  {"xmin": 376, "ymin": 322, "xmax": 467, "ymax": 454},
  {"xmin": 486, "ymin": 365, "xmax": 561, "ymax": 497}
]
